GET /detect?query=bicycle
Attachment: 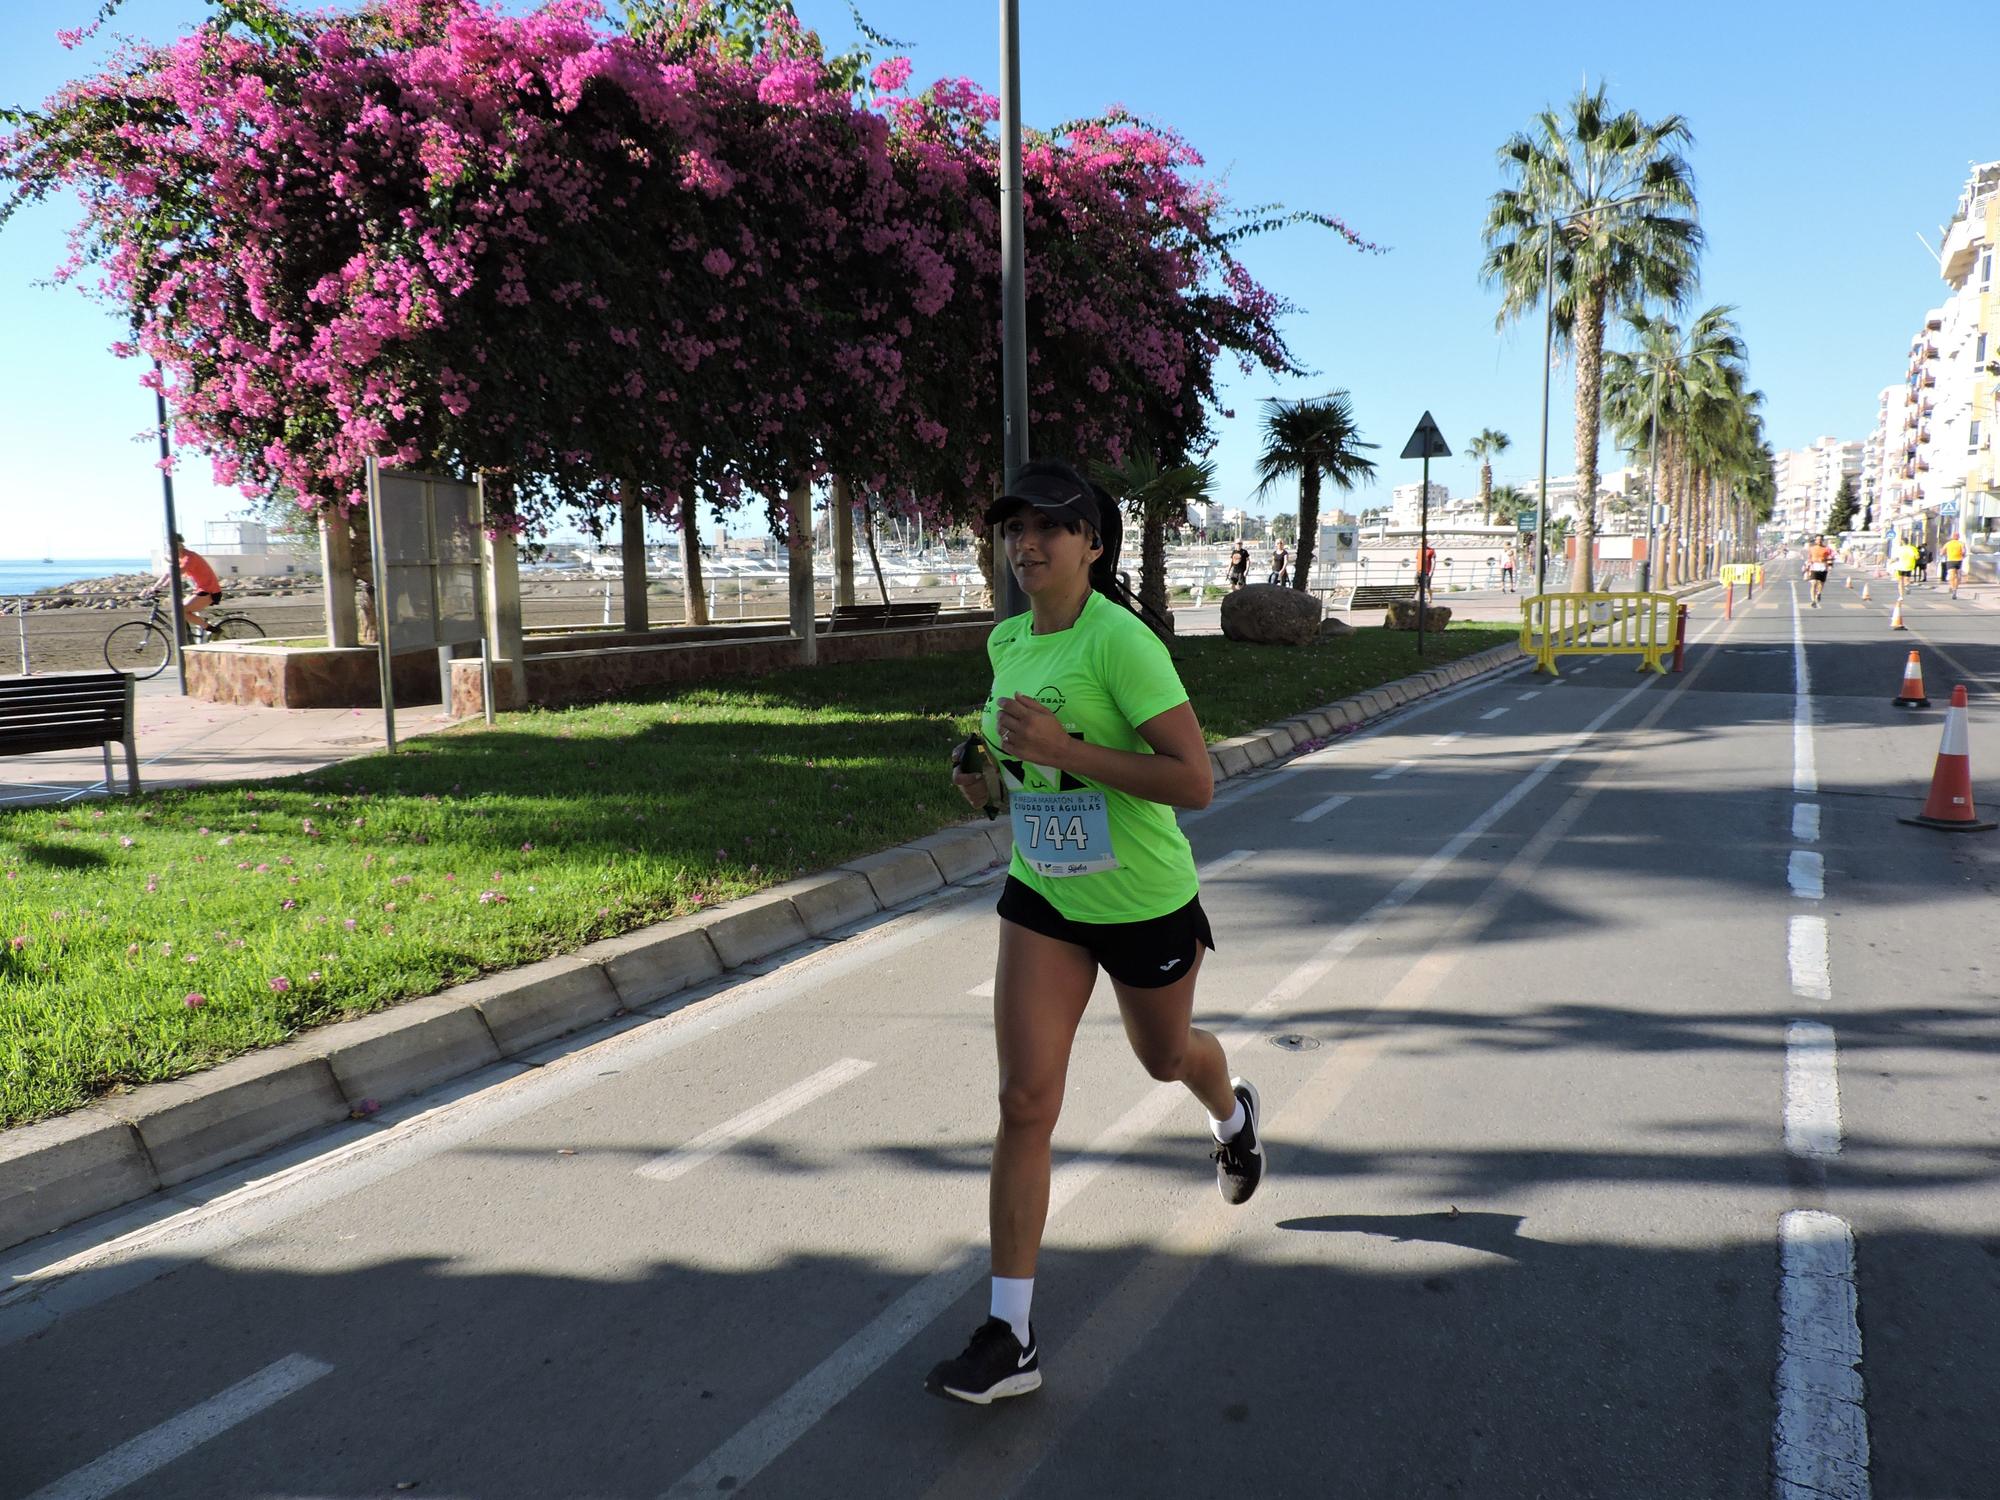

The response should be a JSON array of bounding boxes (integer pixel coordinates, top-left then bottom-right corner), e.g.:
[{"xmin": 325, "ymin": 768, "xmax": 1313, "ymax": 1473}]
[{"xmin": 103, "ymin": 595, "xmax": 265, "ymax": 679}]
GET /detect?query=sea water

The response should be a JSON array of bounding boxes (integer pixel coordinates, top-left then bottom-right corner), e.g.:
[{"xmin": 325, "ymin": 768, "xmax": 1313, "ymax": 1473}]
[{"xmin": 0, "ymin": 558, "xmax": 151, "ymax": 597}]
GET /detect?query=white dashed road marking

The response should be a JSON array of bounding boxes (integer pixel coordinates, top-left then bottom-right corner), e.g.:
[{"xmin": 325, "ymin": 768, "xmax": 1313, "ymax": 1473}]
[
  {"xmin": 1480, "ymin": 707, "xmax": 1510, "ymax": 720},
  {"xmin": 1788, "ymin": 915, "xmax": 1831, "ymax": 1002},
  {"xmin": 1372, "ymin": 760, "xmax": 1417, "ymax": 781},
  {"xmin": 967, "ymin": 979, "xmax": 993, "ymax": 998},
  {"xmin": 1432, "ymin": 732, "xmax": 1463, "ymax": 746},
  {"xmin": 26, "ymin": 1354, "xmax": 333, "ymax": 1500},
  {"xmin": 1517, "ymin": 690, "xmax": 1541, "ymax": 700},
  {"xmin": 1774, "ymin": 1211, "xmax": 1871, "ymax": 1499},
  {"xmin": 637, "ymin": 1059, "xmax": 874, "ymax": 1183},
  {"xmin": 1784, "ymin": 1021, "xmax": 1842, "ymax": 1159},
  {"xmin": 1198, "ymin": 849, "xmax": 1256, "ymax": 879},
  {"xmin": 1788, "ymin": 850, "xmax": 1825, "ymax": 901},
  {"xmin": 1792, "ymin": 804, "xmax": 1820, "ymax": 842},
  {"xmin": 1293, "ymin": 793, "xmax": 1352, "ymax": 825}
]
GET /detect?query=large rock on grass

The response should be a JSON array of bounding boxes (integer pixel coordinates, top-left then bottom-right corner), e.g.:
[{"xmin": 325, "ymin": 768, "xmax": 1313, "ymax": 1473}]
[
  {"xmin": 1220, "ymin": 583, "xmax": 1322, "ymax": 646},
  {"xmin": 1318, "ymin": 615, "xmax": 1356, "ymax": 641},
  {"xmin": 1384, "ymin": 600, "xmax": 1452, "ymax": 632}
]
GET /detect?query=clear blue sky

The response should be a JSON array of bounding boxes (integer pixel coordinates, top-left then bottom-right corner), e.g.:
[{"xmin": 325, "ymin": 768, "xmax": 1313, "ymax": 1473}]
[{"xmin": 1, "ymin": 0, "xmax": 1992, "ymax": 556}]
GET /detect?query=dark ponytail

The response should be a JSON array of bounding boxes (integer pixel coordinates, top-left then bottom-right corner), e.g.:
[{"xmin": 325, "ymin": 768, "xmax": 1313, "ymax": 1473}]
[{"xmin": 1084, "ymin": 480, "xmax": 1175, "ymax": 634}]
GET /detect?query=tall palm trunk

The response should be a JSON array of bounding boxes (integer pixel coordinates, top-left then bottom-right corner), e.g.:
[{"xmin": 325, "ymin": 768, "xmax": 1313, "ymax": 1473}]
[
  {"xmin": 680, "ymin": 491, "xmax": 708, "ymax": 625},
  {"xmin": 1140, "ymin": 509, "xmax": 1171, "ymax": 630},
  {"xmin": 1291, "ymin": 467, "xmax": 1321, "ymax": 590},
  {"xmin": 1572, "ymin": 280, "xmax": 1608, "ymax": 593},
  {"xmin": 785, "ymin": 475, "xmax": 816, "ymax": 665},
  {"xmin": 1479, "ymin": 461, "xmax": 1494, "ymax": 525}
]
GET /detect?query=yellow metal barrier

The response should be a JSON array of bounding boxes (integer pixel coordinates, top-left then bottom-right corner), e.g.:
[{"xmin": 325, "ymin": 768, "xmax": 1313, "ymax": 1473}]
[
  {"xmin": 1719, "ymin": 563, "xmax": 1764, "ymax": 586},
  {"xmin": 1520, "ymin": 592, "xmax": 1679, "ymax": 676}
]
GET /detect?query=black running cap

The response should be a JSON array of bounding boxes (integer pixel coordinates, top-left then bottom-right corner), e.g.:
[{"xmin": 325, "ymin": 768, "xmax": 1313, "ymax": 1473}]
[{"xmin": 985, "ymin": 464, "xmax": 1102, "ymax": 531}]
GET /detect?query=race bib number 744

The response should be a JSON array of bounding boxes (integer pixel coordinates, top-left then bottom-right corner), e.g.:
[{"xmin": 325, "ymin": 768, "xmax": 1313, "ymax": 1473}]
[{"xmin": 1009, "ymin": 790, "xmax": 1118, "ymax": 877}]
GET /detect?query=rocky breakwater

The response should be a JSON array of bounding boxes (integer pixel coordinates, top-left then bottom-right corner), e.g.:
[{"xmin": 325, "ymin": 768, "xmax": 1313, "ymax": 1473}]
[{"xmin": 2, "ymin": 573, "xmax": 156, "ymax": 613}]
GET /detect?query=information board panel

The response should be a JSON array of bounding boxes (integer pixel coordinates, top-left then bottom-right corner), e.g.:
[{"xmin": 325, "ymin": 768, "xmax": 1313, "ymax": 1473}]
[{"xmin": 365, "ymin": 461, "xmax": 488, "ymax": 752}]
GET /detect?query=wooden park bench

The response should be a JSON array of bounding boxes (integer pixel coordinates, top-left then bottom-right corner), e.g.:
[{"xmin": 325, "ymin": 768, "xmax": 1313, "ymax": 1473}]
[
  {"xmin": 827, "ymin": 600, "xmax": 943, "ymax": 632},
  {"xmin": 0, "ymin": 670, "xmax": 141, "ymax": 796},
  {"xmin": 1341, "ymin": 583, "xmax": 1421, "ymax": 611}
]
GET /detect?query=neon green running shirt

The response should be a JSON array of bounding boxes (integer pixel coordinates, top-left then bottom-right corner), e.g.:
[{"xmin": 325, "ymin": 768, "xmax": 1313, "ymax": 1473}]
[{"xmin": 981, "ymin": 590, "xmax": 1199, "ymax": 923}]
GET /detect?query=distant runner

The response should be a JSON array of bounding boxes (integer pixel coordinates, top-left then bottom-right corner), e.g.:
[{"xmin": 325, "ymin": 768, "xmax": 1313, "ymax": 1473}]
[
  {"xmin": 1895, "ymin": 539, "xmax": 1919, "ymax": 598},
  {"xmin": 1805, "ymin": 536, "xmax": 1833, "ymax": 608},
  {"xmin": 1942, "ymin": 534, "xmax": 1967, "ymax": 598}
]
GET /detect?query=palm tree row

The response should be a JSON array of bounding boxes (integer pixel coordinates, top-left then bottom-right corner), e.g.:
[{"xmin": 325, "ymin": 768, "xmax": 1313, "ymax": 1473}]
[{"xmin": 1601, "ymin": 306, "xmax": 1773, "ymax": 588}]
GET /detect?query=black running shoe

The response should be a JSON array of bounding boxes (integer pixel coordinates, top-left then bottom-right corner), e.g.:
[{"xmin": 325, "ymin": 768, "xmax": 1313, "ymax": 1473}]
[
  {"xmin": 1212, "ymin": 1077, "xmax": 1265, "ymax": 1205},
  {"xmin": 924, "ymin": 1317, "xmax": 1041, "ymax": 1405}
]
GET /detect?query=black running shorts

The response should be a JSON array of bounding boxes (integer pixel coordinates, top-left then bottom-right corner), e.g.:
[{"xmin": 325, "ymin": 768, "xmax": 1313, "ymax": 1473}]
[{"xmin": 996, "ymin": 875, "xmax": 1214, "ymax": 989}]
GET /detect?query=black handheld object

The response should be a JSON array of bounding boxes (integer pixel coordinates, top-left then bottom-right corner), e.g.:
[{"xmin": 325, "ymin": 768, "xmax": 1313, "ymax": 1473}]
[{"xmin": 953, "ymin": 734, "xmax": 1002, "ymax": 820}]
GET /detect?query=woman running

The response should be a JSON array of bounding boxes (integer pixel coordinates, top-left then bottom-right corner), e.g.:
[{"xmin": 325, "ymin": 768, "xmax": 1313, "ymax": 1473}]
[{"xmin": 926, "ymin": 460, "xmax": 1264, "ymax": 1406}]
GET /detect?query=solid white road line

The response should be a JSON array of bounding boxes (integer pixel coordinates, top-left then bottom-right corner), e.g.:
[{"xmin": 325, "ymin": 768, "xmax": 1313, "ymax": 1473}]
[
  {"xmin": 636, "ymin": 1058, "xmax": 874, "ymax": 1183},
  {"xmin": 1788, "ymin": 850, "xmax": 1826, "ymax": 901},
  {"xmin": 1791, "ymin": 584, "xmax": 1818, "ymax": 794},
  {"xmin": 1789, "ymin": 916, "xmax": 1832, "ymax": 1002},
  {"xmin": 1371, "ymin": 759, "xmax": 1417, "ymax": 781},
  {"xmin": 664, "ymin": 657, "xmax": 1683, "ymax": 1500},
  {"xmin": 1793, "ymin": 803, "xmax": 1821, "ymax": 843},
  {"xmin": 1197, "ymin": 849, "xmax": 1256, "ymax": 879},
  {"xmin": 1773, "ymin": 1210, "xmax": 1871, "ymax": 1499},
  {"xmin": 1480, "ymin": 707, "xmax": 1510, "ymax": 720},
  {"xmin": 1784, "ymin": 1021, "xmax": 1843, "ymax": 1159},
  {"xmin": 1292, "ymin": 793, "xmax": 1352, "ymax": 825},
  {"xmin": 25, "ymin": 1353, "xmax": 333, "ymax": 1500}
]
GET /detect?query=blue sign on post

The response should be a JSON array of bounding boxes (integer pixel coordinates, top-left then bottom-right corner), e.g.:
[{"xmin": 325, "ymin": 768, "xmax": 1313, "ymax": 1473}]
[{"xmin": 1939, "ymin": 500, "xmax": 1960, "ymax": 517}]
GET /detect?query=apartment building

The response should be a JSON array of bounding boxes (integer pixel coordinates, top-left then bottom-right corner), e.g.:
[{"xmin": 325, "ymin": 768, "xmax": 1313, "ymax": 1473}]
[
  {"xmin": 1769, "ymin": 439, "xmax": 1861, "ymax": 534},
  {"xmin": 1875, "ymin": 161, "xmax": 1999, "ymax": 538}
]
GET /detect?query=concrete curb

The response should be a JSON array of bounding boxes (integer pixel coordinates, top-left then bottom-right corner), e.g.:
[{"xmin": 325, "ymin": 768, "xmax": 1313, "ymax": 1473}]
[{"xmin": 0, "ymin": 638, "xmax": 1531, "ymax": 1256}]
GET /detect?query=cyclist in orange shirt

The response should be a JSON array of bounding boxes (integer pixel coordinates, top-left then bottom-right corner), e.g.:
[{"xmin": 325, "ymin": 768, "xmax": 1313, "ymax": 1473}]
[
  {"xmin": 1804, "ymin": 536, "xmax": 1834, "ymax": 607},
  {"xmin": 1941, "ymin": 533, "xmax": 1967, "ymax": 599},
  {"xmin": 146, "ymin": 534, "xmax": 224, "ymax": 636}
]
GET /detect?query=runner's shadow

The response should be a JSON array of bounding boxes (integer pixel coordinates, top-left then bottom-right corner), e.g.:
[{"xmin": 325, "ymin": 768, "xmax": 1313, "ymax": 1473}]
[{"xmin": 1276, "ymin": 1209, "xmax": 1550, "ymax": 1262}]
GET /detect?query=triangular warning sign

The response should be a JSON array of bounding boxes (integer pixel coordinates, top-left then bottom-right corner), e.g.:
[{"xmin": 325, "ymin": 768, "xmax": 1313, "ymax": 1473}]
[{"xmin": 1400, "ymin": 411, "xmax": 1451, "ymax": 460}]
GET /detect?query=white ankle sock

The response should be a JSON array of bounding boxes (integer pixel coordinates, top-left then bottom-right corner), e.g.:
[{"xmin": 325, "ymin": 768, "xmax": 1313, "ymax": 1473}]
[
  {"xmin": 1209, "ymin": 1097, "xmax": 1246, "ymax": 1142},
  {"xmin": 990, "ymin": 1276, "xmax": 1033, "ymax": 1346}
]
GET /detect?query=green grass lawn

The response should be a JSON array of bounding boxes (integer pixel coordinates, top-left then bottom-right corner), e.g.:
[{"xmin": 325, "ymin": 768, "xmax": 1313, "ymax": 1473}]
[{"xmin": 0, "ymin": 622, "xmax": 1514, "ymax": 1127}]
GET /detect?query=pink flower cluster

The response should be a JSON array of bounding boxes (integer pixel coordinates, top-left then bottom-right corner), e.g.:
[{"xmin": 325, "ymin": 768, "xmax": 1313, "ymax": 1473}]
[{"xmin": 3, "ymin": 1, "xmax": 1348, "ymax": 532}]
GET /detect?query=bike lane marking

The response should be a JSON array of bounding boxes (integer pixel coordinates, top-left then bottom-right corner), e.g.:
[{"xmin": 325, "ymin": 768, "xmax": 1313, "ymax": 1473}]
[{"xmin": 24, "ymin": 1353, "xmax": 332, "ymax": 1500}]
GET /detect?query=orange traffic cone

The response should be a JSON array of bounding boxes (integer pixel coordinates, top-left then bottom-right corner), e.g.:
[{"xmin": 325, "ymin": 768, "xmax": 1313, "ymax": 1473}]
[
  {"xmin": 1844, "ymin": 575, "xmax": 1853, "ymax": 589},
  {"xmin": 1861, "ymin": 582, "xmax": 1872, "ymax": 602},
  {"xmin": 1900, "ymin": 686, "xmax": 1996, "ymax": 832},
  {"xmin": 1891, "ymin": 650, "xmax": 1930, "ymax": 708},
  {"xmin": 1890, "ymin": 600, "xmax": 1906, "ymax": 630}
]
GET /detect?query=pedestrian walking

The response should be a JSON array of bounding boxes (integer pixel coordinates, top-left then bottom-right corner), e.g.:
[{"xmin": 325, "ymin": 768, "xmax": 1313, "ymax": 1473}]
[
  {"xmin": 1226, "ymin": 542, "xmax": 1249, "ymax": 591},
  {"xmin": 1267, "ymin": 542, "xmax": 1289, "ymax": 586},
  {"xmin": 1500, "ymin": 547, "xmax": 1516, "ymax": 593},
  {"xmin": 1417, "ymin": 542, "xmax": 1437, "ymax": 602},
  {"xmin": 1918, "ymin": 543, "xmax": 1933, "ymax": 585},
  {"xmin": 932, "ymin": 460, "xmax": 1264, "ymax": 1406}
]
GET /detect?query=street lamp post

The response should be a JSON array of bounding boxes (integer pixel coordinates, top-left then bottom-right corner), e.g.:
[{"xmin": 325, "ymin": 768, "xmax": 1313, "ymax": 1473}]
[
  {"xmin": 1639, "ymin": 359, "xmax": 1662, "ymax": 594},
  {"xmin": 1534, "ymin": 227, "xmax": 1555, "ymax": 596},
  {"xmin": 995, "ymin": 0, "xmax": 1029, "ymax": 622}
]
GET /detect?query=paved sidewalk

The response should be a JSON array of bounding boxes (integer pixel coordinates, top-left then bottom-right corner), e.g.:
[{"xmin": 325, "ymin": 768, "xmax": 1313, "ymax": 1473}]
[{"xmin": 0, "ymin": 677, "xmax": 454, "ymax": 808}]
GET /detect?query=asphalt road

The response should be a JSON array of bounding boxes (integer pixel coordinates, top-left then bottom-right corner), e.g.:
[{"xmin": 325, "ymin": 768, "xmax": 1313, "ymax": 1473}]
[{"xmin": 3, "ymin": 579, "xmax": 1998, "ymax": 1499}]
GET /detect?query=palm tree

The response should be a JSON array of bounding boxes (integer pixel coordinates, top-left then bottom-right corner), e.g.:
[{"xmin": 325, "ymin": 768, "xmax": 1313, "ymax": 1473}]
[
  {"xmin": 1488, "ymin": 483, "xmax": 1532, "ymax": 527},
  {"xmin": 1466, "ymin": 430, "xmax": 1512, "ymax": 523},
  {"xmin": 1603, "ymin": 305, "xmax": 1747, "ymax": 588},
  {"xmin": 1253, "ymin": 392, "xmax": 1378, "ymax": 590},
  {"xmin": 1090, "ymin": 450, "xmax": 1215, "ymax": 634},
  {"xmin": 1482, "ymin": 84, "xmax": 1702, "ymax": 592}
]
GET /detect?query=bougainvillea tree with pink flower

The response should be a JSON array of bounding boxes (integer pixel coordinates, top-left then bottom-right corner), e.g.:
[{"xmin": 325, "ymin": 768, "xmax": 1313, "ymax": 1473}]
[{"xmin": 2, "ymin": 0, "xmax": 1371, "ymax": 559}]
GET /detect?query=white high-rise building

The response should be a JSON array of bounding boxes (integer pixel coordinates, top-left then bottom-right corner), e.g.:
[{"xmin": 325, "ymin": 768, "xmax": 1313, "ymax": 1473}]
[
  {"xmin": 1389, "ymin": 481, "xmax": 1451, "ymax": 526},
  {"xmin": 1771, "ymin": 438, "xmax": 1862, "ymax": 534},
  {"xmin": 1876, "ymin": 162, "xmax": 1999, "ymax": 540}
]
